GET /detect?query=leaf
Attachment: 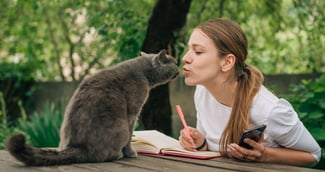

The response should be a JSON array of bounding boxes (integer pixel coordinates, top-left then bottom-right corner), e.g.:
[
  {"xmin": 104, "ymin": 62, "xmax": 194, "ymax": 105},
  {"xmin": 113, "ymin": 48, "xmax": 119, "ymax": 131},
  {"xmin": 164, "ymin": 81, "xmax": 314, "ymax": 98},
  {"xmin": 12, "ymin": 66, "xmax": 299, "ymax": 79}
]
[
  {"xmin": 308, "ymin": 128, "xmax": 325, "ymax": 141},
  {"xmin": 308, "ymin": 111, "xmax": 323, "ymax": 120},
  {"xmin": 319, "ymin": 100, "xmax": 325, "ymax": 109}
]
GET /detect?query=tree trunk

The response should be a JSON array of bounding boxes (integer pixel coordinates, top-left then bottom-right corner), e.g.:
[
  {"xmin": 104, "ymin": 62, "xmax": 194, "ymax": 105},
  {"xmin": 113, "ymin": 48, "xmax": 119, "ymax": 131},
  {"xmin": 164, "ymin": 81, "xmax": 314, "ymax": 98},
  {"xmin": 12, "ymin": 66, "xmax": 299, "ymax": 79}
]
[{"xmin": 140, "ymin": 0, "xmax": 191, "ymax": 135}]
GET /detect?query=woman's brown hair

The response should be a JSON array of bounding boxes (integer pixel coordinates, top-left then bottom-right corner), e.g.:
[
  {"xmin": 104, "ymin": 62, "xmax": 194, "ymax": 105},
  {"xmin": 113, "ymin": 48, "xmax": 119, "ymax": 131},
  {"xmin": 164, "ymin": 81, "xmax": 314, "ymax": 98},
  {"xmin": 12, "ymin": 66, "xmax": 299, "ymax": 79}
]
[{"xmin": 196, "ymin": 18, "xmax": 264, "ymax": 156}]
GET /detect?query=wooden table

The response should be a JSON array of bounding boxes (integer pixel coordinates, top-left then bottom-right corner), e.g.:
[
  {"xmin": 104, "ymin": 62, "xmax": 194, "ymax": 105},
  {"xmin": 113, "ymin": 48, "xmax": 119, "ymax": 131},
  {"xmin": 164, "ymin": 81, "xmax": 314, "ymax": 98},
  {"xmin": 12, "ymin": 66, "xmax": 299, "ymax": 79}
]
[{"xmin": 0, "ymin": 150, "xmax": 322, "ymax": 172}]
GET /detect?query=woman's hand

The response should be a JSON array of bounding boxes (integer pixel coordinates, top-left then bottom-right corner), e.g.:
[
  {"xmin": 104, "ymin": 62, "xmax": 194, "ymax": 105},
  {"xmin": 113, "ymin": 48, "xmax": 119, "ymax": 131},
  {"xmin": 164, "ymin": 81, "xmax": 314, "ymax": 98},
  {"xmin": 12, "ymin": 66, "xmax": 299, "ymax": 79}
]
[
  {"xmin": 228, "ymin": 133, "xmax": 318, "ymax": 165},
  {"xmin": 179, "ymin": 127, "xmax": 207, "ymax": 151},
  {"xmin": 228, "ymin": 133, "xmax": 266, "ymax": 162}
]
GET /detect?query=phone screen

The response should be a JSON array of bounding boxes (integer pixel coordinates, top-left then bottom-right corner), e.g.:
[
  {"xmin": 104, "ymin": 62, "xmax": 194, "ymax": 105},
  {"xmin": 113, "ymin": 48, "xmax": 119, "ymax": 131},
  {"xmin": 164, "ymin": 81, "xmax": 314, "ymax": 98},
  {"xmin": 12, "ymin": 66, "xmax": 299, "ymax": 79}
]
[{"xmin": 238, "ymin": 124, "xmax": 266, "ymax": 149}]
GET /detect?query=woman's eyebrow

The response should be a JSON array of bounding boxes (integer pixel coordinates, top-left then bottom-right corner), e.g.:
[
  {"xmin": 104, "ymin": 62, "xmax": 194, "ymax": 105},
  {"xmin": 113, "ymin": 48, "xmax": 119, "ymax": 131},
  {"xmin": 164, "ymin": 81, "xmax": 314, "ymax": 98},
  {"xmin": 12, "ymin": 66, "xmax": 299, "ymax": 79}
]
[{"xmin": 188, "ymin": 43, "xmax": 206, "ymax": 49}]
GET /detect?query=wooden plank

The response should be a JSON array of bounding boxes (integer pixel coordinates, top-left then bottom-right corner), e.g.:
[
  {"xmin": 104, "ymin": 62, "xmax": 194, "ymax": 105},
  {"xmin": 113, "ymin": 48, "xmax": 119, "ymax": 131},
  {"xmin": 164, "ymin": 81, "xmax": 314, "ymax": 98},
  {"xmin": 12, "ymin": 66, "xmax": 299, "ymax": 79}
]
[
  {"xmin": 1, "ymin": 150, "xmax": 223, "ymax": 172},
  {"xmin": 142, "ymin": 154, "xmax": 323, "ymax": 172},
  {"xmin": 1, "ymin": 150, "xmax": 322, "ymax": 172},
  {"xmin": 116, "ymin": 155, "xmax": 232, "ymax": 172},
  {"xmin": 0, "ymin": 150, "xmax": 228, "ymax": 172},
  {"xmin": 0, "ymin": 150, "xmax": 152, "ymax": 172},
  {"xmin": 63, "ymin": 161, "xmax": 154, "ymax": 172},
  {"xmin": 212, "ymin": 157, "xmax": 324, "ymax": 172},
  {"xmin": 141, "ymin": 155, "xmax": 279, "ymax": 172}
]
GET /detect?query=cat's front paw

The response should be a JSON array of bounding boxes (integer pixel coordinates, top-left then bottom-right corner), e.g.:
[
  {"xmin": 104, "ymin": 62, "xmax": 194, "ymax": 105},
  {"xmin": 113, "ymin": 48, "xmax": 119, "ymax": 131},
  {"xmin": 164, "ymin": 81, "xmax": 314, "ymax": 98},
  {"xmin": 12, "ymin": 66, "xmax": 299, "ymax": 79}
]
[{"xmin": 123, "ymin": 147, "xmax": 138, "ymax": 158}]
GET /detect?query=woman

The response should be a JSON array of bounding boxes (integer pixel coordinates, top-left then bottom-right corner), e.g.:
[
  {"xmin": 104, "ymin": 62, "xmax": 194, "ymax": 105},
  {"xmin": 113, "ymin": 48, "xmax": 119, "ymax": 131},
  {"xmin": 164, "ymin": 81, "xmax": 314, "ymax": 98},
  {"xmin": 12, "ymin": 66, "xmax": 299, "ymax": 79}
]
[{"xmin": 179, "ymin": 18, "xmax": 321, "ymax": 166}]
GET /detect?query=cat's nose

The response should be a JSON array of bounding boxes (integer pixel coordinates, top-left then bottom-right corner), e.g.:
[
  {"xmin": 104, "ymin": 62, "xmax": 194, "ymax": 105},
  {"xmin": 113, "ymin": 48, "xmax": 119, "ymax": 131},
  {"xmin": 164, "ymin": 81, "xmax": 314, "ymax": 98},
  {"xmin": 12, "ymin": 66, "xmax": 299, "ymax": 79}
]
[{"xmin": 173, "ymin": 71, "xmax": 180, "ymax": 78}]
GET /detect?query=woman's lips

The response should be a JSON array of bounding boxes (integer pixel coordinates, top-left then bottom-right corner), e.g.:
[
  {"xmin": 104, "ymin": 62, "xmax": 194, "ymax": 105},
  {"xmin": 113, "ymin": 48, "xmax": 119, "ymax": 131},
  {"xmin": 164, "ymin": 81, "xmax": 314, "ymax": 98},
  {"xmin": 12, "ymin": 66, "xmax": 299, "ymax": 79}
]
[{"xmin": 183, "ymin": 67, "xmax": 190, "ymax": 75}]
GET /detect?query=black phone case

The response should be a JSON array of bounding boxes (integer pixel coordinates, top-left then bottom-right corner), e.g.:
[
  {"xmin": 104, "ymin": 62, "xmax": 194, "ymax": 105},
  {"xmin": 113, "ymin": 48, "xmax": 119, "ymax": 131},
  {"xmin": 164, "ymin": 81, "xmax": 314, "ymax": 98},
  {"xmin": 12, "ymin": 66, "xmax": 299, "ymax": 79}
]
[{"xmin": 238, "ymin": 124, "xmax": 267, "ymax": 149}]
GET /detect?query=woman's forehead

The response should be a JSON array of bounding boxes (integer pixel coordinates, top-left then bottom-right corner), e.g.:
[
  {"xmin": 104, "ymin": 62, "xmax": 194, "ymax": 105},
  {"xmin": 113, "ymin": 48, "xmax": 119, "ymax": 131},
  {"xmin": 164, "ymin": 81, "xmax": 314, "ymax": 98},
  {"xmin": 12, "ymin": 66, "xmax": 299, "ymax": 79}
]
[{"xmin": 188, "ymin": 29, "xmax": 214, "ymax": 48}]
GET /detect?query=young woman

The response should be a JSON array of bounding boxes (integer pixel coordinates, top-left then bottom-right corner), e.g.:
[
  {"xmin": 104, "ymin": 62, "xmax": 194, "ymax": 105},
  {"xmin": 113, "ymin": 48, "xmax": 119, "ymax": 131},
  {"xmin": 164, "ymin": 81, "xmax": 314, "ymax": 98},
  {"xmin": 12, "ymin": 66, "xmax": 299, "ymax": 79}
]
[{"xmin": 178, "ymin": 18, "xmax": 321, "ymax": 166}]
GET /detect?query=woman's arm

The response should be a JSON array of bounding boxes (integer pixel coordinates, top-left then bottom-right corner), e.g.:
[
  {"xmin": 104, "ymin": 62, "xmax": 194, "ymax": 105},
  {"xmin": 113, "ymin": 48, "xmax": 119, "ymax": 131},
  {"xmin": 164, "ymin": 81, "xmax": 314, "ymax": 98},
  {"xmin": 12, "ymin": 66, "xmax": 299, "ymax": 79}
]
[
  {"xmin": 228, "ymin": 137, "xmax": 318, "ymax": 166},
  {"xmin": 228, "ymin": 98, "xmax": 320, "ymax": 165},
  {"xmin": 262, "ymin": 146, "xmax": 317, "ymax": 165}
]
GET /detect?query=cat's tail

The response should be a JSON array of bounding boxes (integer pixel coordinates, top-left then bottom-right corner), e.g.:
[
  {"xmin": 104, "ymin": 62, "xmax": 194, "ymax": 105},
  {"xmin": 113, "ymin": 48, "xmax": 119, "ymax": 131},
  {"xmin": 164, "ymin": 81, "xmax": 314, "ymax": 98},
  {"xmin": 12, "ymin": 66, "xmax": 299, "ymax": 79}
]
[{"xmin": 6, "ymin": 134, "xmax": 86, "ymax": 166}]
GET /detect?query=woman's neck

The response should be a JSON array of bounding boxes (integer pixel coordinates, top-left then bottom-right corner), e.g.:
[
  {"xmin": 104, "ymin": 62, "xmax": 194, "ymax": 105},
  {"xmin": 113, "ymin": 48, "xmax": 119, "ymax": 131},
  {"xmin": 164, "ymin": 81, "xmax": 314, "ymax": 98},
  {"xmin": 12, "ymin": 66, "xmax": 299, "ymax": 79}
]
[{"xmin": 203, "ymin": 76, "xmax": 237, "ymax": 107}]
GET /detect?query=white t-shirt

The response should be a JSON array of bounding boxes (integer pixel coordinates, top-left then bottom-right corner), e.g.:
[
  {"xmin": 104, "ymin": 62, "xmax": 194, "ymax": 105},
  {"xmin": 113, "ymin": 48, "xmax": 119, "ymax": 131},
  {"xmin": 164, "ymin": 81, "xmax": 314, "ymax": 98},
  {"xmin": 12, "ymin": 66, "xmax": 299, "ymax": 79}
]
[{"xmin": 194, "ymin": 85, "xmax": 321, "ymax": 161}]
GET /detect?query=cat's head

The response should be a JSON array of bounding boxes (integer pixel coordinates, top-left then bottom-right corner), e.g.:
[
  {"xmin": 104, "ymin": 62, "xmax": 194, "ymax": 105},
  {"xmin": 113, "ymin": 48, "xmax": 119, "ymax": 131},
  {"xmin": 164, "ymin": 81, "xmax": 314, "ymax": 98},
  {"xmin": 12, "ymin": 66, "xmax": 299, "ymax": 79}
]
[{"xmin": 141, "ymin": 50, "xmax": 179, "ymax": 87}]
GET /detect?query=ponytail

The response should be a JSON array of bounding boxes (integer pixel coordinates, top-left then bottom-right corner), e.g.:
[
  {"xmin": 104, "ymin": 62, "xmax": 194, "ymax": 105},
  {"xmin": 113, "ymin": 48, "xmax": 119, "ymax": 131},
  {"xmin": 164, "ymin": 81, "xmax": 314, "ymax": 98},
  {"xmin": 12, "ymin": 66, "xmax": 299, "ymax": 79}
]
[{"xmin": 219, "ymin": 65, "xmax": 264, "ymax": 156}]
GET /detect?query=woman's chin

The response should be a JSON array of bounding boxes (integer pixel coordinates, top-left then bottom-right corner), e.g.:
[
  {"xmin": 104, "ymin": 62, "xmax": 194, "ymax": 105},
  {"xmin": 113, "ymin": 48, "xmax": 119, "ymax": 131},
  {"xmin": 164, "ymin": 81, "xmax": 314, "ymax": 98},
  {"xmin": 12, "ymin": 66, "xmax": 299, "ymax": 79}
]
[{"xmin": 184, "ymin": 78, "xmax": 197, "ymax": 86}]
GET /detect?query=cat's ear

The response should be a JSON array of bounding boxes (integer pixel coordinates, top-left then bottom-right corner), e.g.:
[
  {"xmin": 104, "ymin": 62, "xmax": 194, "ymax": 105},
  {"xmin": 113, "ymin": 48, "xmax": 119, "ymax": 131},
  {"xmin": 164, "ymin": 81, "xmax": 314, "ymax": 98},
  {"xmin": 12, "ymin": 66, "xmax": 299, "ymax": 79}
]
[
  {"xmin": 140, "ymin": 51, "xmax": 148, "ymax": 56},
  {"xmin": 158, "ymin": 49, "xmax": 167, "ymax": 57},
  {"xmin": 157, "ymin": 49, "xmax": 168, "ymax": 64}
]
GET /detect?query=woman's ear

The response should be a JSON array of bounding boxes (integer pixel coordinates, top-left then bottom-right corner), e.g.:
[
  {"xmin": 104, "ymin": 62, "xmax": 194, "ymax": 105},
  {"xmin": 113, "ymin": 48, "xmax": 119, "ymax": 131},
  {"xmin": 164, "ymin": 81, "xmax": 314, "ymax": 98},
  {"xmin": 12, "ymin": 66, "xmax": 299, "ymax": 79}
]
[{"xmin": 221, "ymin": 54, "xmax": 236, "ymax": 72}]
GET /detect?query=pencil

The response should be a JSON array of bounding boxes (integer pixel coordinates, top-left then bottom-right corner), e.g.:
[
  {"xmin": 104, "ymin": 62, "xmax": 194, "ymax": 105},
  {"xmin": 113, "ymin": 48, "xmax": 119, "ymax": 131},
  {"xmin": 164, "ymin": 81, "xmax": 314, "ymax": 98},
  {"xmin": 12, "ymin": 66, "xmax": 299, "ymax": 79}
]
[{"xmin": 176, "ymin": 105, "xmax": 192, "ymax": 138}]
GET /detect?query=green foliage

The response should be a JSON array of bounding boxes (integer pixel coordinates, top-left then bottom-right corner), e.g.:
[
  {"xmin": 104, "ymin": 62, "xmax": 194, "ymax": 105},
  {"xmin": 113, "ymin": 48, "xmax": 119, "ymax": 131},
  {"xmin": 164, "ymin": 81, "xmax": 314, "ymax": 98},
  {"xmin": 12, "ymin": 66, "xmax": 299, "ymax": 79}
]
[
  {"xmin": 288, "ymin": 75, "xmax": 325, "ymax": 139},
  {"xmin": 0, "ymin": 92, "xmax": 28, "ymax": 149},
  {"xmin": 184, "ymin": 0, "xmax": 325, "ymax": 74},
  {"xmin": 0, "ymin": 92, "xmax": 16, "ymax": 149},
  {"xmin": 0, "ymin": 62, "xmax": 36, "ymax": 123},
  {"xmin": 0, "ymin": 124, "xmax": 15, "ymax": 149},
  {"xmin": 286, "ymin": 75, "xmax": 325, "ymax": 169},
  {"xmin": 0, "ymin": 62, "xmax": 36, "ymax": 81},
  {"xmin": 0, "ymin": 0, "xmax": 154, "ymax": 81},
  {"xmin": 1, "ymin": 0, "xmax": 324, "ymax": 82},
  {"xmin": 0, "ymin": 98, "xmax": 63, "ymax": 149},
  {"xmin": 103, "ymin": 0, "xmax": 154, "ymax": 64},
  {"xmin": 17, "ymin": 102, "xmax": 64, "ymax": 147}
]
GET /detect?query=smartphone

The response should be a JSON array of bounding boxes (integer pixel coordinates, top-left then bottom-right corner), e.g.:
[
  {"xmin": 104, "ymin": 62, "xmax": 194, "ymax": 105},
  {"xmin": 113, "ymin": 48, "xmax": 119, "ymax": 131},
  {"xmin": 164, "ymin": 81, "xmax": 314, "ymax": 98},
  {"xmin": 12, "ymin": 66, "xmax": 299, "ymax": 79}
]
[{"xmin": 238, "ymin": 124, "xmax": 266, "ymax": 149}]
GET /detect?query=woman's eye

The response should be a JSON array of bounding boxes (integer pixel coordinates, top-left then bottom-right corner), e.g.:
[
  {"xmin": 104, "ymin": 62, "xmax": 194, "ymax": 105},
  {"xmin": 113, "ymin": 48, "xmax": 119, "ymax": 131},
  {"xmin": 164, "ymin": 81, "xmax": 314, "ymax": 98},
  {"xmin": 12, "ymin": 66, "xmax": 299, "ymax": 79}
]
[{"xmin": 195, "ymin": 51, "xmax": 202, "ymax": 55}]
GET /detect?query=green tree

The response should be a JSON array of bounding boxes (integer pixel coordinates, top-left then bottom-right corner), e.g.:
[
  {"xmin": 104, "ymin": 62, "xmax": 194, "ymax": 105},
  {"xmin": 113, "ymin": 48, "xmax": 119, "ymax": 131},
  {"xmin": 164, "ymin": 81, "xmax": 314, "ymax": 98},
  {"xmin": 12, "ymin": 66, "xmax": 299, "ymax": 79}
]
[
  {"xmin": 1, "ymin": 0, "xmax": 324, "ymax": 81},
  {"xmin": 182, "ymin": 0, "xmax": 325, "ymax": 74},
  {"xmin": 0, "ymin": 0, "xmax": 154, "ymax": 81}
]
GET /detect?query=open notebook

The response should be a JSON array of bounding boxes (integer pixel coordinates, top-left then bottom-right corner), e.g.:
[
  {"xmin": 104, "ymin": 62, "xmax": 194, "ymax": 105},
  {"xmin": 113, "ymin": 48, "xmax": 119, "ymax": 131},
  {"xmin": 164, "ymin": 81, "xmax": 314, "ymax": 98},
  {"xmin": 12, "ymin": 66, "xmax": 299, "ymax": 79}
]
[{"xmin": 131, "ymin": 130, "xmax": 221, "ymax": 160}]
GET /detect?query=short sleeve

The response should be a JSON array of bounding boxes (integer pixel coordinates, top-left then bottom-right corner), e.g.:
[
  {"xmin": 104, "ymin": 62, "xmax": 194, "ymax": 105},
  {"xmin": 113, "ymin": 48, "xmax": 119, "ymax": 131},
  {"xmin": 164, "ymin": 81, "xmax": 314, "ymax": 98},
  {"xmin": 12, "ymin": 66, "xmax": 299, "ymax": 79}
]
[{"xmin": 267, "ymin": 99, "xmax": 321, "ymax": 162}]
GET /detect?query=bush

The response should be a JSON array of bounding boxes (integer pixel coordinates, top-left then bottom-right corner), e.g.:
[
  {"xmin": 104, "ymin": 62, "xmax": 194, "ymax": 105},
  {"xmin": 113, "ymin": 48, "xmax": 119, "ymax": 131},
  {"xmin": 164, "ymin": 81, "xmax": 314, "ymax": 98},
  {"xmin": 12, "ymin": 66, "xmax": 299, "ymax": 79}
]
[
  {"xmin": 0, "ymin": 62, "xmax": 35, "ymax": 123},
  {"xmin": 286, "ymin": 74, "xmax": 325, "ymax": 169},
  {"xmin": 288, "ymin": 75, "xmax": 325, "ymax": 142},
  {"xmin": 17, "ymin": 102, "xmax": 63, "ymax": 147},
  {"xmin": 0, "ymin": 99, "xmax": 63, "ymax": 149},
  {"xmin": 0, "ymin": 92, "xmax": 23, "ymax": 149}
]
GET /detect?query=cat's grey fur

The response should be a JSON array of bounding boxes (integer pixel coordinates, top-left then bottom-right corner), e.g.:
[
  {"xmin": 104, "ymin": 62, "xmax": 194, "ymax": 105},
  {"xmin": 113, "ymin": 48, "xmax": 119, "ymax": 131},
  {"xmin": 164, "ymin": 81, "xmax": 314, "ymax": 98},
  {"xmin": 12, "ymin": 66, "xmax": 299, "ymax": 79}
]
[{"xmin": 6, "ymin": 50, "xmax": 179, "ymax": 166}]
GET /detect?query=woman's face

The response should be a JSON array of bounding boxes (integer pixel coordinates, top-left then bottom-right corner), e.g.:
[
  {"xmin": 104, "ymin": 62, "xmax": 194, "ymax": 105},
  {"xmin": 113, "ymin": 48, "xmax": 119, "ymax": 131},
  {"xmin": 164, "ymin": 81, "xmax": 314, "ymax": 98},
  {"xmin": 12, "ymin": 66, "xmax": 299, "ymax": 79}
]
[{"xmin": 182, "ymin": 29, "xmax": 222, "ymax": 86}]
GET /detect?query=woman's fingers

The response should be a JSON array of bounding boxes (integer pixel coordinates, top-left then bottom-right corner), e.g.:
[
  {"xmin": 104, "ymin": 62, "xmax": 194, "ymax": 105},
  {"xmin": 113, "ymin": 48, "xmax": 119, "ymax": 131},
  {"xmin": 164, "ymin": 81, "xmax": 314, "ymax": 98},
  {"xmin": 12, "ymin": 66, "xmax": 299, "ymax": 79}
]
[
  {"xmin": 228, "ymin": 140, "xmax": 265, "ymax": 162},
  {"xmin": 179, "ymin": 128, "xmax": 196, "ymax": 151}
]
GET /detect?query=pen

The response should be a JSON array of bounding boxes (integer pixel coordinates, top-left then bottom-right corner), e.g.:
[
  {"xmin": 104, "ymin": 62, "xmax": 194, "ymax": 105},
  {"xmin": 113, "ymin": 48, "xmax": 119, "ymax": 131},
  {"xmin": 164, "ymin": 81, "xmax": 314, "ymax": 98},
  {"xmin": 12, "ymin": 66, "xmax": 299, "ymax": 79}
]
[{"xmin": 176, "ymin": 105, "xmax": 196, "ymax": 149}]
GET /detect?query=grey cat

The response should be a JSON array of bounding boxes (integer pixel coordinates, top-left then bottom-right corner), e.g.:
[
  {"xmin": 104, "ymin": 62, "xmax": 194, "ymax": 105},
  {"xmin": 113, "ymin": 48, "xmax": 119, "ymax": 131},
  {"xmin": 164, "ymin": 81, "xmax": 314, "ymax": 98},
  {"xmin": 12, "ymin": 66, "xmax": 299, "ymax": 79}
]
[{"xmin": 6, "ymin": 49, "xmax": 179, "ymax": 166}]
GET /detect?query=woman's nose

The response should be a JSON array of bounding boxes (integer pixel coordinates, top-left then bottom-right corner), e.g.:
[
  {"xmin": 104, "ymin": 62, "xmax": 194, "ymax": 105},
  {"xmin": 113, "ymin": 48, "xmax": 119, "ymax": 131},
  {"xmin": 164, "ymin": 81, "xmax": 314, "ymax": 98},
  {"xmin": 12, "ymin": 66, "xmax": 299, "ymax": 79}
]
[{"xmin": 182, "ymin": 51, "xmax": 192, "ymax": 64}]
